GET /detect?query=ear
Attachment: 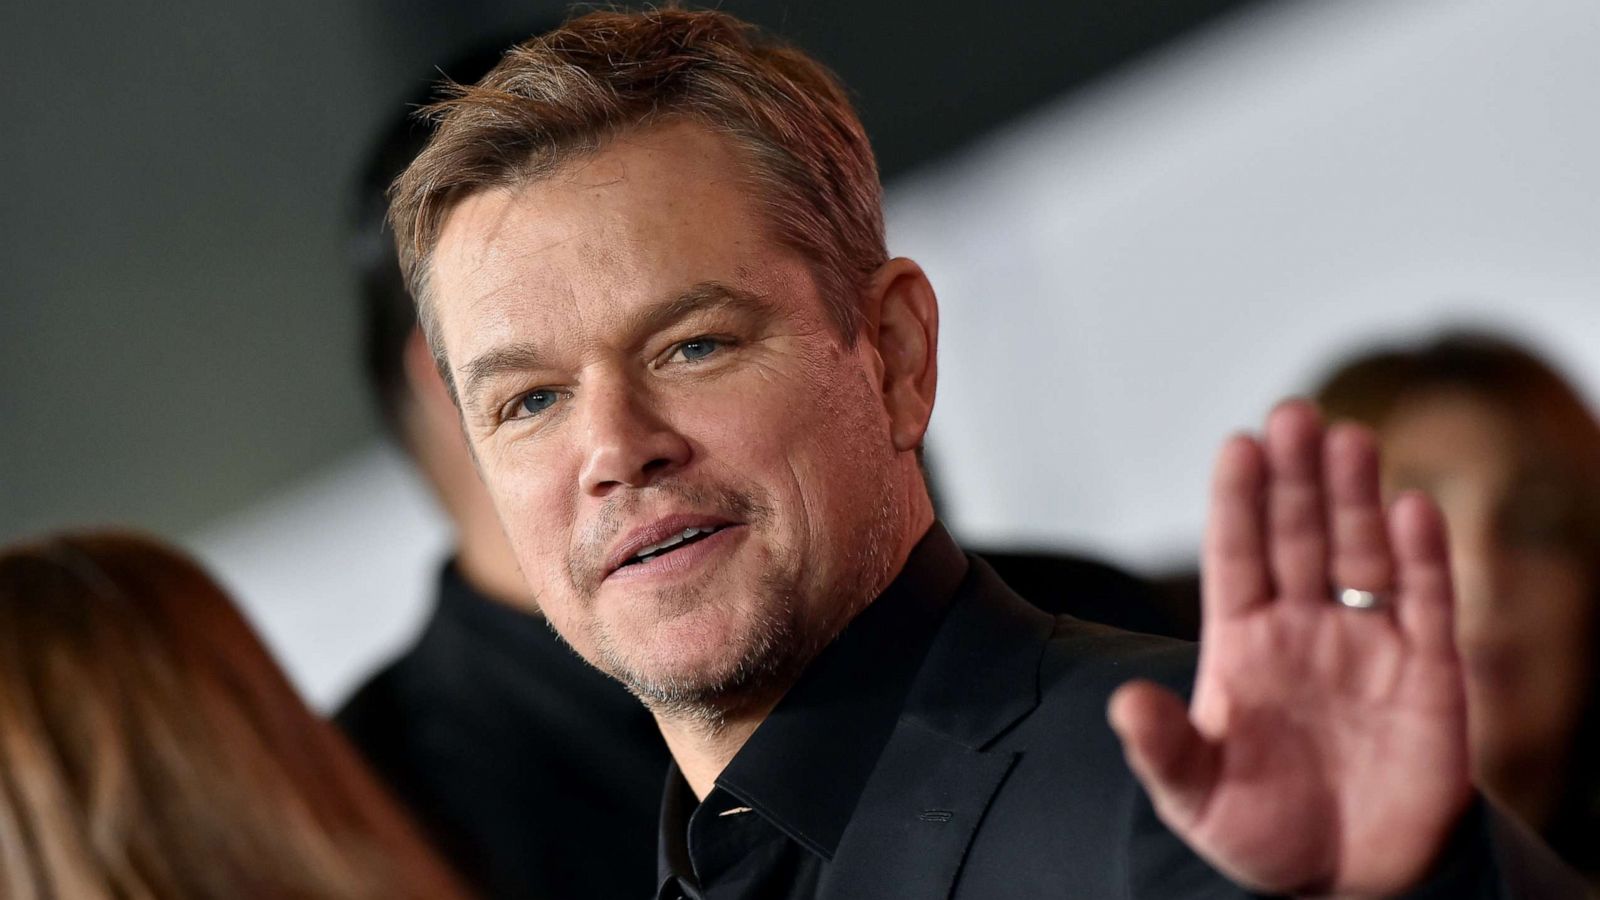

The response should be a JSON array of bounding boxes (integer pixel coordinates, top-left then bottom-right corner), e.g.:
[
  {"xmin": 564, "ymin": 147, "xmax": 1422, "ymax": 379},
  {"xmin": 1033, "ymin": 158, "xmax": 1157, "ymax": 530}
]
[{"xmin": 863, "ymin": 257, "xmax": 939, "ymax": 453}]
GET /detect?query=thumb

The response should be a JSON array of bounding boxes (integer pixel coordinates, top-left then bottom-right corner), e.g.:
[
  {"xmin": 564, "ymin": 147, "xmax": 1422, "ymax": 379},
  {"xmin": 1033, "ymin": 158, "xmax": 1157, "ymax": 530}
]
[{"xmin": 1108, "ymin": 680, "xmax": 1219, "ymax": 831}]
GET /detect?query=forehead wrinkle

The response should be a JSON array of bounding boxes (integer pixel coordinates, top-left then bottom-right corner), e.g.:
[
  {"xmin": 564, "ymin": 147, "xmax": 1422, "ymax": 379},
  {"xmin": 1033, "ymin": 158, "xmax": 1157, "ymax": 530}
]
[
  {"xmin": 447, "ymin": 176, "xmax": 617, "ymax": 300},
  {"xmin": 444, "ymin": 211, "xmax": 618, "ymax": 366},
  {"xmin": 620, "ymin": 280, "xmax": 780, "ymax": 340},
  {"xmin": 437, "ymin": 123, "xmax": 818, "ymax": 415}
]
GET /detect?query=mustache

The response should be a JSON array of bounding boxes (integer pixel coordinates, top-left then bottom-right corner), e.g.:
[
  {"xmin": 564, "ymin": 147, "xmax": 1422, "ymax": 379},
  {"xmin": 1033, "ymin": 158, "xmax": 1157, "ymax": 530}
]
[{"xmin": 568, "ymin": 480, "xmax": 770, "ymax": 590}]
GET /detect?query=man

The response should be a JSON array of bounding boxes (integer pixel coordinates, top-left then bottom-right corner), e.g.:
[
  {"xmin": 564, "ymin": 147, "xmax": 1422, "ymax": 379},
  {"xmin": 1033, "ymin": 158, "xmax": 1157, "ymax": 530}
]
[
  {"xmin": 335, "ymin": 49, "xmax": 670, "ymax": 899},
  {"xmin": 386, "ymin": 9, "xmax": 1586, "ymax": 897}
]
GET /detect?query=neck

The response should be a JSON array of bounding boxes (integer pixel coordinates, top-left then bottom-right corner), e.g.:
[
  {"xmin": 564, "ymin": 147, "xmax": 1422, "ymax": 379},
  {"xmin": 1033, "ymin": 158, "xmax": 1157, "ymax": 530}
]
[
  {"xmin": 657, "ymin": 474, "xmax": 937, "ymax": 800},
  {"xmin": 656, "ymin": 695, "xmax": 783, "ymax": 799},
  {"xmin": 453, "ymin": 521, "xmax": 535, "ymax": 610}
]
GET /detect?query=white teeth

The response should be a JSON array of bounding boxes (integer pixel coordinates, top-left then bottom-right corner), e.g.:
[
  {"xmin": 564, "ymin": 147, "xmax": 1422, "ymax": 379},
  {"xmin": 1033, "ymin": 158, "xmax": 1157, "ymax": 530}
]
[{"xmin": 633, "ymin": 526, "xmax": 719, "ymax": 560}]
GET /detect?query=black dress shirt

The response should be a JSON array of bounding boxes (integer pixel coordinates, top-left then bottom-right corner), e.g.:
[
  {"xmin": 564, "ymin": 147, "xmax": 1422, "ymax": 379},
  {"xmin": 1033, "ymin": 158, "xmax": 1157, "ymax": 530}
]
[
  {"xmin": 657, "ymin": 529, "xmax": 968, "ymax": 900},
  {"xmin": 337, "ymin": 560, "xmax": 671, "ymax": 900}
]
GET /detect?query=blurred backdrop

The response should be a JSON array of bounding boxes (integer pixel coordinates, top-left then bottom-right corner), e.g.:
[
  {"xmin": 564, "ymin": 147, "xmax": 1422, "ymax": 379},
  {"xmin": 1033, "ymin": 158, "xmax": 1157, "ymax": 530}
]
[{"xmin": 5, "ymin": 0, "xmax": 1599, "ymax": 707}]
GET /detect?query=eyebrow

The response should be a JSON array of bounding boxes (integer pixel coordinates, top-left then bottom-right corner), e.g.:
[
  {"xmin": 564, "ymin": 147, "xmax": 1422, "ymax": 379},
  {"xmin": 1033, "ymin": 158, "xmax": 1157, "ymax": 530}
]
[{"xmin": 457, "ymin": 280, "xmax": 779, "ymax": 410}]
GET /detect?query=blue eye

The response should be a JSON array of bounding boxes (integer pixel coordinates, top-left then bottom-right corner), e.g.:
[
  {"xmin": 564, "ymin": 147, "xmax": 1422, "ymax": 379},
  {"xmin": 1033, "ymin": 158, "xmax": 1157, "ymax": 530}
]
[
  {"xmin": 518, "ymin": 389, "xmax": 559, "ymax": 417},
  {"xmin": 675, "ymin": 338, "xmax": 721, "ymax": 362}
]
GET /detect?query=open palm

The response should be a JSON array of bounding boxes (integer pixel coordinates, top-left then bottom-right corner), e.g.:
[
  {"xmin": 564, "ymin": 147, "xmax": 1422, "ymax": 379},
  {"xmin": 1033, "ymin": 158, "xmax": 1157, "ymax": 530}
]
[{"xmin": 1110, "ymin": 400, "xmax": 1472, "ymax": 896}]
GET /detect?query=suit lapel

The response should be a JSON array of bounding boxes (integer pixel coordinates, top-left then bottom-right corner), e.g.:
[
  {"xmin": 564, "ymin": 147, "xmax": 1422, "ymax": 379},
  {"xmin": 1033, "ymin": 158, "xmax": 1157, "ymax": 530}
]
[
  {"xmin": 821, "ymin": 722, "xmax": 1018, "ymax": 899},
  {"xmin": 821, "ymin": 558, "xmax": 1056, "ymax": 899},
  {"xmin": 902, "ymin": 558, "xmax": 1055, "ymax": 748}
]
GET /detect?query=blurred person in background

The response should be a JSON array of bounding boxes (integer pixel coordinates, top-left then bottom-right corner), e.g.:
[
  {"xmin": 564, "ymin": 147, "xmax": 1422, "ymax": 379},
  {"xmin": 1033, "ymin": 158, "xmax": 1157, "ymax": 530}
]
[
  {"xmin": 0, "ymin": 531, "xmax": 467, "ymax": 900},
  {"xmin": 1316, "ymin": 330, "xmax": 1600, "ymax": 881},
  {"xmin": 335, "ymin": 37, "xmax": 670, "ymax": 900}
]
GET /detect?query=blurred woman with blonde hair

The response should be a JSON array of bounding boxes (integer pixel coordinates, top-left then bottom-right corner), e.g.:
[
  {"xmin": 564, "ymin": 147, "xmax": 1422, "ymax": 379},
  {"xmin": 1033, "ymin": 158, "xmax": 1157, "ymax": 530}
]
[{"xmin": 0, "ymin": 530, "xmax": 470, "ymax": 900}]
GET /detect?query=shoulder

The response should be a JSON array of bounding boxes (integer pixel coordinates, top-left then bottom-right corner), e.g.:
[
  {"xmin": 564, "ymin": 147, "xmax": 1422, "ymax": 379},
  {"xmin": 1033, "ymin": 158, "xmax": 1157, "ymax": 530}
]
[
  {"xmin": 995, "ymin": 614, "xmax": 1197, "ymax": 783},
  {"xmin": 932, "ymin": 556, "xmax": 1198, "ymax": 779},
  {"xmin": 333, "ymin": 653, "xmax": 412, "ymax": 740},
  {"xmin": 946, "ymin": 602, "xmax": 1222, "ymax": 895},
  {"xmin": 980, "ymin": 612, "xmax": 1196, "ymax": 779},
  {"xmin": 332, "ymin": 601, "xmax": 466, "ymax": 759},
  {"xmin": 922, "ymin": 555, "xmax": 1198, "ymax": 755},
  {"xmin": 949, "ymin": 553, "xmax": 1199, "ymax": 709},
  {"xmin": 1039, "ymin": 614, "xmax": 1198, "ymax": 703},
  {"xmin": 332, "ymin": 636, "xmax": 453, "ymax": 776}
]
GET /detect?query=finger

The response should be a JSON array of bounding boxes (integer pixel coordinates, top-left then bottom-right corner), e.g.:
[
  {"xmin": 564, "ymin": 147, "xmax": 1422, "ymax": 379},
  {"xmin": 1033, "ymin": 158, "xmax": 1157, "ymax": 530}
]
[
  {"xmin": 1264, "ymin": 400, "xmax": 1330, "ymax": 604},
  {"xmin": 1203, "ymin": 433, "xmax": 1270, "ymax": 619},
  {"xmin": 1108, "ymin": 680, "xmax": 1220, "ymax": 832},
  {"xmin": 1324, "ymin": 422, "xmax": 1395, "ymax": 596},
  {"xmin": 1388, "ymin": 491, "xmax": 1458, "ymax": 656}
]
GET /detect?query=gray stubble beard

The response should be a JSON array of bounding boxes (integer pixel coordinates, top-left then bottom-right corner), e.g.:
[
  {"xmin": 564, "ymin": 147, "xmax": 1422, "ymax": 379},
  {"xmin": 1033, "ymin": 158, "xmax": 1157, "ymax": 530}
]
[
  {"xmin": 576, "ymin": 370, "xmax": 908, "ymax": 733},
  {"xmin": 607, "ymin": 471, "xmax": 902, "ymax": 734}
]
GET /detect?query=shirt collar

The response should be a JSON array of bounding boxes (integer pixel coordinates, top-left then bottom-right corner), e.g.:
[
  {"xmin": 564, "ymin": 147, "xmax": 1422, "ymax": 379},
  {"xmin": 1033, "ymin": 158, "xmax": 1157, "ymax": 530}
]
[
  {"xmin": 685, "ymin": 523, "xmax": 969, "ymax": 863},
  {"xmin": 657, "ymin": 769, "xmax": 701, "ymax": 896}
]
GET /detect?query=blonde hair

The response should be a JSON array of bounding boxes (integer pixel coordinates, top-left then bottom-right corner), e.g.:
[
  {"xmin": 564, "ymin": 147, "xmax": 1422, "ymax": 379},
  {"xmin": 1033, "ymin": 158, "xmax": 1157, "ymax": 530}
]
[
  {"xmin": 0, "ymin": 531, "xmax": 469, "ymax": 900},
  {"xmin": 388, "ymin": 7, "xmax": 886, "ymax": 389}
]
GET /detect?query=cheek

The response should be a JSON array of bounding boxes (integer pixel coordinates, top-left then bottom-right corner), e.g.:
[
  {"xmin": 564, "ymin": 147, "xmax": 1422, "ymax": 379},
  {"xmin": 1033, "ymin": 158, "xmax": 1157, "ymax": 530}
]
[
  {"xmin": 677, "ymin": 383, "xmax": 815, "ymax": 529},
  {"xmin": 695, "ymin": 357, "xmax": 894, "ymax": 548},
  {"xmin": 1512, "ymin": 559, "xmax": 1595, "ymax": 661}
]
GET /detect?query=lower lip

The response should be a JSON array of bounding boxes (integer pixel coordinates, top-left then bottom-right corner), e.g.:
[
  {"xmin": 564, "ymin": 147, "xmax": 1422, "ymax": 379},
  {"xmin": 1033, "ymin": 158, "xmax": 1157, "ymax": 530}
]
[{"xmin": 604, "ymin": 525, "xmax": 746, "ymax": 584}]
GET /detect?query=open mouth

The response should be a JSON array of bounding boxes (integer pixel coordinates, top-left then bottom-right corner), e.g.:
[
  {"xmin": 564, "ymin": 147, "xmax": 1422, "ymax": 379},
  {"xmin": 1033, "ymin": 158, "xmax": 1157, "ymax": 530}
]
[{"xmin": 616, "ymin": 524, "xmax": 727, "ymax": 569}]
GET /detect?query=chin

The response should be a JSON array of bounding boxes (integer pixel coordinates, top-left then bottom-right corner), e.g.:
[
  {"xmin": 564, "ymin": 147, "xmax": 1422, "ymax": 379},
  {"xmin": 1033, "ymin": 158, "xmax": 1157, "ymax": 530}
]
[{"xmin": 594, "ymin": 592, "xmax": 799, "ymax": 718}]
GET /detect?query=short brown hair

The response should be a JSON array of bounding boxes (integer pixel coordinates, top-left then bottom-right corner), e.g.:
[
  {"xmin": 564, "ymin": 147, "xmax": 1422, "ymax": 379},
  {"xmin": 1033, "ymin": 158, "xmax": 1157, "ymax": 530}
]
[
  {"xmin": 1315, "ymin": 330, "xmax": 1600, "ymax": 471},
  {"xmin": 1316, "ymin": 330, "xmax": 1600, "ymax": 552},
  {"xmin": 389, "ymin": 7, "xmax": 887, "ymax": 385}
]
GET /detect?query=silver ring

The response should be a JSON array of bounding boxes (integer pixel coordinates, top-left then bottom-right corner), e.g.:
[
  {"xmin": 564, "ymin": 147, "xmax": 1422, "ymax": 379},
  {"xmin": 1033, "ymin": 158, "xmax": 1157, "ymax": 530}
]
[{"xmin": 1334, "ymin": 587, "xmax": 1390, "ymax": 611}]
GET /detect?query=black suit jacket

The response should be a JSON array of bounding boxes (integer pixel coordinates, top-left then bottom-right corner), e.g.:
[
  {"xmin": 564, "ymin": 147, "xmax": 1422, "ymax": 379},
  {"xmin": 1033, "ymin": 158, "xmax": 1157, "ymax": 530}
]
[{"xmin": 811, "ymin": 554, "xmax": 1587, "ymax": 899}]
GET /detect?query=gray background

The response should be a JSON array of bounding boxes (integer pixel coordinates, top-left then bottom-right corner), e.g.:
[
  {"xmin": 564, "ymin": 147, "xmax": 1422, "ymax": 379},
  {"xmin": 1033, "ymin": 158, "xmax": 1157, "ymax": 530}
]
[
  {"xmin": 23, "ymin": 0, "xmax": 1586, "ymax": 706},
  {"xmin": 0, "ymin": 0, "xmax": 1259, "ymax": 543}
]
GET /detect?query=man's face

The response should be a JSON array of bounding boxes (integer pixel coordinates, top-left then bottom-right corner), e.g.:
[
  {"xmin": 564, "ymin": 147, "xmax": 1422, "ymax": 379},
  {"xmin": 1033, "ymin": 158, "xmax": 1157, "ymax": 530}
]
[{"xmin": 428, "ymin": 123, "xmax": 905, "ymax": 716}]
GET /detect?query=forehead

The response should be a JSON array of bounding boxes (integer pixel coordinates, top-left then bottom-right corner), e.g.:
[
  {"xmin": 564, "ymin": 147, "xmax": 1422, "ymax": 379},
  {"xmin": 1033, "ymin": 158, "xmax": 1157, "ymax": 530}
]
[
  {"xmin": 1382, "ymin": 390, "xmax": 1524, "ymax": 481},
  {"xmin": 428, "ymin": 122, "xmax": 812, "ymax": 357}
]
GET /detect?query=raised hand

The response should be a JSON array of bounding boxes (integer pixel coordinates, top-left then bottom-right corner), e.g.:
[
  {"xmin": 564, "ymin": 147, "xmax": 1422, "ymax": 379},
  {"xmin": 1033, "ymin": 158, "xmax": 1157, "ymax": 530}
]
[{"xmin": 1108, "ymin": 399, "xmax": 1473, "ymax": 896}]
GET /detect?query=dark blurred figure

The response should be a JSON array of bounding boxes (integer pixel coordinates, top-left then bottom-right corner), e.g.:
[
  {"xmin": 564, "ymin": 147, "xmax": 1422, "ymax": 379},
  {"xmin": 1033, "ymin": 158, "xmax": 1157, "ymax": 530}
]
[
  {"xmin": 1315, "ymin": 330, "xmax": 1600, "ymax": 880},
  {"xmin": 0, "ymin": 532, "xmax": 467, "ymax": 900},
  {"xmin": 977, "ymin": 547, "xmax": 1198, "ymax": 640},
  {"xmin": 335, "ymin": 36, "xmax": 670, "ymax": 900}
]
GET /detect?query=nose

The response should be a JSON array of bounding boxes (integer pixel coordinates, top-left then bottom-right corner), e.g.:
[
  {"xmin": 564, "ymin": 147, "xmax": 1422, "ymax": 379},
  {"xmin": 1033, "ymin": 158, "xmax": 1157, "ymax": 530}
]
[{"xmin": 577, "ymin": 382, "xmax": 692, "ymax": 496}]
